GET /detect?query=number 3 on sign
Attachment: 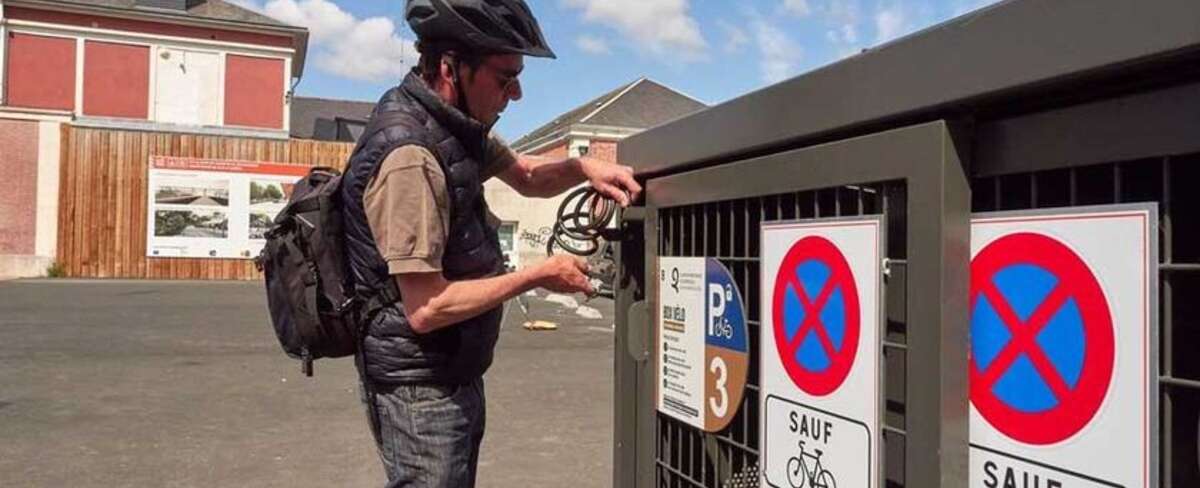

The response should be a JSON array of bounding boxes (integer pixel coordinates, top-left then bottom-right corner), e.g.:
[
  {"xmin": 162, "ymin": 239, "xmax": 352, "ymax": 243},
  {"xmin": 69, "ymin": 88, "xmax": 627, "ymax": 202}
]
[{"xmin": 710, "ymin": 356, "xmax": 729, "ymax": 418}]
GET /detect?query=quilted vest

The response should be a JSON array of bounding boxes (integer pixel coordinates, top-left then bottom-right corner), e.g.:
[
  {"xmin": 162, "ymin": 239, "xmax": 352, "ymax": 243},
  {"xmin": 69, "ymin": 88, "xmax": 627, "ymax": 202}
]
[{"xmin": 341, "ymin": 71, "xmax": 505, "ymax": 385}]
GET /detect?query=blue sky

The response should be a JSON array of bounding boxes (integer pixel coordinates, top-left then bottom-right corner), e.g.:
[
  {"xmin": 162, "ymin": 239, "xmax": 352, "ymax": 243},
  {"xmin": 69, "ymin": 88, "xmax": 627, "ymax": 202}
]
[{"xmin": 233, "ymin": 0, "xmax": 1002, "ymax": 141}]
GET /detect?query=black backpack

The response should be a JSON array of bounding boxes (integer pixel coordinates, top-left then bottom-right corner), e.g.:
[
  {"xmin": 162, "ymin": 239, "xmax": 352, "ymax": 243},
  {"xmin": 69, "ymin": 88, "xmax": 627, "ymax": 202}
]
[{"xmin": 256, "ymin": 167, "xmax": 359, "ymax": 376}]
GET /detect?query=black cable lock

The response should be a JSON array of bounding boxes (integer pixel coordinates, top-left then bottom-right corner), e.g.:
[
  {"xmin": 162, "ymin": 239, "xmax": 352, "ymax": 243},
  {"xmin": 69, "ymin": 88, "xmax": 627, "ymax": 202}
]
[
  {"xmin": 546, "ymin": 186, "xmax": 626, "ymax": 296},
  {"xmin": 546, "ymin": 186, "xmax": 621, "ymax": 256}
]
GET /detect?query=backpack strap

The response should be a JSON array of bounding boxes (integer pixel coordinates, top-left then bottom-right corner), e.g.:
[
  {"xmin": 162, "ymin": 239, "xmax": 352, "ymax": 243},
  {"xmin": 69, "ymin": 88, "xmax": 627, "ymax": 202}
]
[
  {"xmin": 289, "ymin": 197, "xmax": 322, "ymax": 215},
  {"xmin": 278, "ymin": 230, "xmax": 323, "ymax": 326},
  {"xmin": 359, "ymin": 277, "xmax": 401, "ymax": 321}
]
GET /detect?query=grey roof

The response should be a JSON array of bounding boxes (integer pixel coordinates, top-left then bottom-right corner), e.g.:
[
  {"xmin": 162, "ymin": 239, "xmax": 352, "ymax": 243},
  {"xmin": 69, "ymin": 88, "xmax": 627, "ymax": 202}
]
[
  {"xmin": 290, "ymin": 96, "xmax": 376, "ymax": 141},
  {"xmin": 511, "ymin": 78, "xmax": 707, "ymax": 151}
]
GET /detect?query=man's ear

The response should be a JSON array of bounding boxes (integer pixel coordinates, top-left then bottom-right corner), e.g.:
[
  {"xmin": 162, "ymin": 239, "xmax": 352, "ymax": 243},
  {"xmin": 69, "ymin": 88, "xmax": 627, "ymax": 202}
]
[{"xmin": 440, "ymin": 54, "xmax": 459, "ymax": 86}]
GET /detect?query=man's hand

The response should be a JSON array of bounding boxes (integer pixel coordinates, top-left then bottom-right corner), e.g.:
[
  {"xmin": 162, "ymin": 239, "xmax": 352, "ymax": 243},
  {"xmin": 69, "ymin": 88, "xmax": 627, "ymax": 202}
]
[
  {"xmin": 579, "ymin": 157, "xmax": 642, "ymax": 207},
  {"xmin": 536, "ymin": 255, "xmax": 593, "ymax": 294}
]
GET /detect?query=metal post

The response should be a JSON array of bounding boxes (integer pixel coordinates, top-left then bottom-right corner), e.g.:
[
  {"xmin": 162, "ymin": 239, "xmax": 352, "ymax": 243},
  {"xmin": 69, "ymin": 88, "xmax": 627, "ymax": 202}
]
[
  {"xmin": 903, "ymin": 123, "xmax": 971, "ymax": 487},
  {"xmin": 614, "ymin": 206, "xmax": 648, "ymax": 488},
  {"xmin": 638, "ymin": 207, "xmax": 659, "ymax": 488}
]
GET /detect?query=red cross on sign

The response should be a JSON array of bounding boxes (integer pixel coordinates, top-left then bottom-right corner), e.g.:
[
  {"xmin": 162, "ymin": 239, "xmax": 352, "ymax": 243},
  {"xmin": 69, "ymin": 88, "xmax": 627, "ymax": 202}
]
[
  {"xmin": 772, "ymin": 236, "xmax": 861, "ymax": 397},
  {"xmin": 970, "ymin": 232, "xmax": 1115, "ymax": 445}
]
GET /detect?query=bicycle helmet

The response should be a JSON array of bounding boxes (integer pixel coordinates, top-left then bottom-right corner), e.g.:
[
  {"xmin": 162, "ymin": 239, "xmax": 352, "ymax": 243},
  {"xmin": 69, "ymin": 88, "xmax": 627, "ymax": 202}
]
[{"xmin": 406, "ymin": 0, "xmax": 556, "ymax": 59}]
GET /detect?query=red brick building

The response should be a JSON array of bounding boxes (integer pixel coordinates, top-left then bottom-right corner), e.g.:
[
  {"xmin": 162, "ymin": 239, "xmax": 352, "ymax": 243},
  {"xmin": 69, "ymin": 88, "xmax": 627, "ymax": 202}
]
[
  {"xmin": 0, "ymin": 0, "xmax": 308, "ymax": 277},
  {"xmin": 510, "ymin": 78, "xmax": 707, "ymax": 162},
  {"xmin": 1, "ymin": 0, "xmax": 306, "ymax": 132}
]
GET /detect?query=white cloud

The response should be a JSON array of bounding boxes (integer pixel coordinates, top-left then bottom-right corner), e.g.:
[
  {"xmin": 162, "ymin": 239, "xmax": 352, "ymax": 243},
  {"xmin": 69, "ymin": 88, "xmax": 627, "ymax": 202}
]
[
  {"xmin": 717, "ymin": 20, "xmax": 749, "ymax": 54},
  {"xmin": 825, "ymin": 23, "xmax": 858, "ymax": 45},
  {"xmin": 232, "ymin": 0, "xmax": 413, "ymax": 83},
  {"xmin": 811, "ymin": 0, "xmax": 861, "ymax": 59},
  {"xmin": 561, "ymin": 0, "xmax": 707, "ymax": 62},
  {"xmin": 824, "ymin": 0, "xmax": 861, "ymax": 24},
  {"xmin": 874, "ymin": 6, "xmax": 908, "ymax": 44},
  {"xmin": 782, "ymin": 0, "xmax": 812, "ymax": 17},
  {"xmin": 752, "ymin": 18, "xmax": 803, "ymax": 84},
  {"xmin": 840, "ymin": 23, "xmax": 859, "ymax": 44},
  {"xmin": 575, "ymin": 35, "xmax": 611, "ymax": 55}
]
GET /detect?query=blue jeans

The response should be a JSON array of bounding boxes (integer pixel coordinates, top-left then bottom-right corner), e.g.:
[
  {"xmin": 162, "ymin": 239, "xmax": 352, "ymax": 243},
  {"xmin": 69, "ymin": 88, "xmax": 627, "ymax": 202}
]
[{"xmin": 363, "ymin": 378, "xmax": 486, "ymax": 488}]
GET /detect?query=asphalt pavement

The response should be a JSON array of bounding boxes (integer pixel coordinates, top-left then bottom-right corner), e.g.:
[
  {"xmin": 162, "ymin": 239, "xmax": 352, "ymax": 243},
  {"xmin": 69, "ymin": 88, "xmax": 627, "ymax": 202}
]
[{"xmin": 0, "ymin": 279, "xmax": 614, "ymax": 487}]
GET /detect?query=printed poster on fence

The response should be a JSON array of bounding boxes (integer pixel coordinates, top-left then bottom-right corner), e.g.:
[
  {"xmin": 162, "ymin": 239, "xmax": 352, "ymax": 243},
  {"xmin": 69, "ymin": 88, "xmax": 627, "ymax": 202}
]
[{"xmin": 146, "ymin": 156, "xmax": 309, "ymax": 259}]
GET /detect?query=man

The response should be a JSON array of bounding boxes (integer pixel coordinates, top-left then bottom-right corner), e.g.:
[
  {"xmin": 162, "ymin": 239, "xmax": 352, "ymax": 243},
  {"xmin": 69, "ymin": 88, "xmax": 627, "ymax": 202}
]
[{"xmin": 339, "ymin": 1, "xmax": 642, "ymax": 486}]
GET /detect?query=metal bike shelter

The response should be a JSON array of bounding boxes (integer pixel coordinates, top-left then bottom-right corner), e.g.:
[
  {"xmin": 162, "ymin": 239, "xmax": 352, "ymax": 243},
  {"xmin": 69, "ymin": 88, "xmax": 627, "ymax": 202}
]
[{"xmin": 611, "ymin": 0, "xmax": 1200, "ymax": 487}]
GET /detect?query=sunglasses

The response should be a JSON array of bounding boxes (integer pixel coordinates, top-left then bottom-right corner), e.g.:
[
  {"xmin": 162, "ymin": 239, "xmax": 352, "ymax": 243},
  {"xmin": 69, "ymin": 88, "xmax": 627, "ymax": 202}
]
[{"xmin": 480, "ymin": 61, "xmax": 522, "ymax": 93}]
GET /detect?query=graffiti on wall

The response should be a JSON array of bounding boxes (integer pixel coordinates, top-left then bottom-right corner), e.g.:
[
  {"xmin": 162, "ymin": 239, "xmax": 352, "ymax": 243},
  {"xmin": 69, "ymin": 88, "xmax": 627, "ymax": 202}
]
[
  {"xmin": 519, "ymin": 227, "xmax": 553, "ymax": 248},
  {"xmin": 519, "ymin": 225, "xmax": 588, "ymax": 253}
]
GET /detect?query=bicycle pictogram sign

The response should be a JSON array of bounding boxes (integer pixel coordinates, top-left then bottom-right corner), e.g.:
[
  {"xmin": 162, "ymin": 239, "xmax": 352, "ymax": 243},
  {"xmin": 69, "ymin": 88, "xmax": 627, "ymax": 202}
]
[
  {"xmin": 786, "ymin": 440, "xmax": 839, "ymax": 488},
  {"xmin": 772, "ymin": 236, "xmax": 861, "ymax": 396},
  {"xmin": 970, "ymin": 232, "xmax": 1115, "ymax": 445}
]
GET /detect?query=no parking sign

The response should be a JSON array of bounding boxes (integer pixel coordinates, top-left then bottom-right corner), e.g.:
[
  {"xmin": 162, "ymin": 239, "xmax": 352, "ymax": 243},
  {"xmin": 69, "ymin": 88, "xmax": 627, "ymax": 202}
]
[
  {"xmin": 760, "ymin": 217, "xmax": 883, "ymax": 488},
  {"xmin": 970, "ymin": 205, "xmax": 1157, "ymax": 488},
  {"xmin": 773, "ymin": 235, "xmax": 862, "ymax": 398}
]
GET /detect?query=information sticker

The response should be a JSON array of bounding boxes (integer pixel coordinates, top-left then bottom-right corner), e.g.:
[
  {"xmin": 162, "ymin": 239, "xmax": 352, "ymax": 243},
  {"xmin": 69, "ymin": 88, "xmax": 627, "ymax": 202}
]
[{"xmin": 657, "ymin": 257, "xmax": 750, "ymax": 432}]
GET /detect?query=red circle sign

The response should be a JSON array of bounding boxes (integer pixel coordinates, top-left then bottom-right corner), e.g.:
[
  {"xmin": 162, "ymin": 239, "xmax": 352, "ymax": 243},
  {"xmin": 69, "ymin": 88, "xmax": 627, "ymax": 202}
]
[
  {"xmin": 772, "ymin": 236, "xmax": 861, "ymax": 396},
  {"xmin": 969, "ymin": 232, "xmax": 1115, "ymax": 445}
]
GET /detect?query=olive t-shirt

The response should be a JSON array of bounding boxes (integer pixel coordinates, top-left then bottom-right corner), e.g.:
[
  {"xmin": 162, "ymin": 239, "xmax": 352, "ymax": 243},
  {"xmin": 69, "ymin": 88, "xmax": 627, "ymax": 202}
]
[{"xmin": 363, "ymin": 133, "xmax": 518, "ymax": 275}]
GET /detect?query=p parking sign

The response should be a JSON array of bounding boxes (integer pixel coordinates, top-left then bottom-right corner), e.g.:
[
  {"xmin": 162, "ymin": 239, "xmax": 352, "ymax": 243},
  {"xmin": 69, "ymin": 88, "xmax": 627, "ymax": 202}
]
[{"xmin": 657, "ymin": 257, "xmax": 750, "ymax": 432}]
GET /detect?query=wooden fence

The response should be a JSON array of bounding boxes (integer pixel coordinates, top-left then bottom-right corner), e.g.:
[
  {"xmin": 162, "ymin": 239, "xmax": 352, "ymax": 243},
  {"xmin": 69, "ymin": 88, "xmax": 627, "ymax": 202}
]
[{"xmin": 56, "ymin": 125, "xmax": 354, "ymax": 280}]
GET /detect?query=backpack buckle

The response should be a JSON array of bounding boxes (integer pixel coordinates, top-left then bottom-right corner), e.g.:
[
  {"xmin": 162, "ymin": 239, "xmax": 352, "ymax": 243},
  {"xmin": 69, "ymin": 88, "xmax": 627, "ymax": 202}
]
[{"xmin": 334, "ymin": 296, "xmax": 359, "ymax": 314}]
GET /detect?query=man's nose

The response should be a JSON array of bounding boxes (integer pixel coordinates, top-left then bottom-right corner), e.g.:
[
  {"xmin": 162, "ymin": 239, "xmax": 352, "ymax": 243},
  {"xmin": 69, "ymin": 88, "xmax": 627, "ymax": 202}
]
[{"xmin": 508, "ymin": 78, "xmax": 523, "ymax": 101}]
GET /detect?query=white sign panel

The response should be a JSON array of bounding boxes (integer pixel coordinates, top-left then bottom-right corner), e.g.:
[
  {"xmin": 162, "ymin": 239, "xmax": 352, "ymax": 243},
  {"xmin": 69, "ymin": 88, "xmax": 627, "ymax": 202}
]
[
  {"xmin": 147, "ymin": 156, "xmax": 308, "ymax": 259},
  {"xmin": 657, "ymin": 257, "xmax": 750, "ymax": 432},
  {"xmin": 760, "ymin": 217, "xmax": 882, "ymax": 488},
  {"xmin": 969, "ymin": 205, "xmax": 1157, "ymax": 488}
]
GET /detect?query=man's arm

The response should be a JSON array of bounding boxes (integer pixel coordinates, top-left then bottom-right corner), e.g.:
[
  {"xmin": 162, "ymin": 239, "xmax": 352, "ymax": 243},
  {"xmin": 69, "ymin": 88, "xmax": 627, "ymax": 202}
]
[
  {"xmin": 396, "ymin": 255, "xmax": 592, "ymax": 334},
  {"xmin": 366, "ymin": 144, "xmax": 596, "ymax": 335},
  {"xmin": 496, "ymin": 154, "xmax": 642, "ymax": 206}
]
